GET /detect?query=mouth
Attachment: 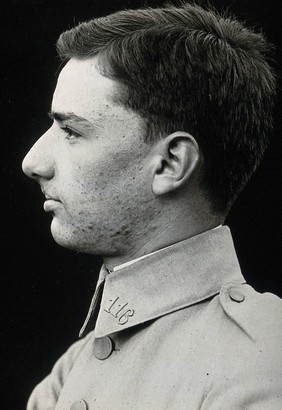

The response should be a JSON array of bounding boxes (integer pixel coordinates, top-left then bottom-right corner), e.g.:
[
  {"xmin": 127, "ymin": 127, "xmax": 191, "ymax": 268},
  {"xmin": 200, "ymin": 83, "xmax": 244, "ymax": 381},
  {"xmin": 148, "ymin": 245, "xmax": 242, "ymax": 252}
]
[
  {"xmin": 41, "ymin": 189, "xmax": 61, "ymax": 213},
  {"xmin": 43, "ymin": 198, "xmax": 61, "ymax": 213},
  {"xmin": 41, "ymin": 189, "xmax": 60, "ymax": 202}
]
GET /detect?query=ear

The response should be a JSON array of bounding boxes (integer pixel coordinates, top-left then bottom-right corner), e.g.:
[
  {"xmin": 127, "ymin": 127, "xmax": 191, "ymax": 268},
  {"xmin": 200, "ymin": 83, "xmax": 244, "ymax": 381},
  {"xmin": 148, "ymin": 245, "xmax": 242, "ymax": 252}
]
[{"xmin": 151, "ymin": 131, "xmax": 200, "ymax": 196}]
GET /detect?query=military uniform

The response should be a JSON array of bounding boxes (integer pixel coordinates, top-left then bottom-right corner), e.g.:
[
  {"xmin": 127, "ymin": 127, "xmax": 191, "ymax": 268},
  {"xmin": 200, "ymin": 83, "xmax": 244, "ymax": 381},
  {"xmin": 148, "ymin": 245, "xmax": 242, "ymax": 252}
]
[{"xmin": 27, "ymin": 226, "xmax": 282, "ymax": 409}]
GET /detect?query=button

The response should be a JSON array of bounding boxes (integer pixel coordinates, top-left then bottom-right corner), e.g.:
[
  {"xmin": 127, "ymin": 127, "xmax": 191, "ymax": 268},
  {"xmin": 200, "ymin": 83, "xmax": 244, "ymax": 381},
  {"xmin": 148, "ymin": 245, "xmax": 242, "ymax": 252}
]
[
  {"xmin": 70, "ymin": 399, "xmax": 88, "ymax": 410},
  {"xmin": 229, "ymin": 287, "xmax": 245, "ymax": 302},
  {"xmin": 93, "ymin": 336, "xmax": 113, "ymax": 360}
]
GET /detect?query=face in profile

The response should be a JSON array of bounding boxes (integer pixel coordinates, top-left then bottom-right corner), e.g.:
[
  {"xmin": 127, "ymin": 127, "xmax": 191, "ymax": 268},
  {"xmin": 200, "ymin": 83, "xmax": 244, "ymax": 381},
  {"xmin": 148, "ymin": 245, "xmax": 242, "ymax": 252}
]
[{"xmin": 22, "ymin": 58, "xmax": 156, "ymax": 257}]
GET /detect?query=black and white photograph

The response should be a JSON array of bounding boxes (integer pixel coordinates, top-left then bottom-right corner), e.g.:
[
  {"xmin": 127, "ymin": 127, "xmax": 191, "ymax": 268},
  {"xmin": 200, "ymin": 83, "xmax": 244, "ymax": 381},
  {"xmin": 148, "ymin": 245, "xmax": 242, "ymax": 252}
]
[{"xmin": 2, "ymin": 1, "xmax": 282, "ymax": 409}]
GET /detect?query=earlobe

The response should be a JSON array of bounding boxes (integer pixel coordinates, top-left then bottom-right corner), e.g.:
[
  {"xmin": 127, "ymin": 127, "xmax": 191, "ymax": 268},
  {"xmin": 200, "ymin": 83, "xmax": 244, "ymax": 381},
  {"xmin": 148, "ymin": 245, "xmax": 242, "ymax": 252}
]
[{"xmin": 152, "ymin": 132, "xmax": 200, "ymax": 196}]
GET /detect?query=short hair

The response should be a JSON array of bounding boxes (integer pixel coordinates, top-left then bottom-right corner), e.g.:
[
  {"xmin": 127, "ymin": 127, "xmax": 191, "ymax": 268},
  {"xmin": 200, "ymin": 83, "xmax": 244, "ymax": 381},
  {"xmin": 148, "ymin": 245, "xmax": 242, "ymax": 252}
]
[{"xmin": 56, "ymin": 3, "xmax": 276, "ymax": 214}]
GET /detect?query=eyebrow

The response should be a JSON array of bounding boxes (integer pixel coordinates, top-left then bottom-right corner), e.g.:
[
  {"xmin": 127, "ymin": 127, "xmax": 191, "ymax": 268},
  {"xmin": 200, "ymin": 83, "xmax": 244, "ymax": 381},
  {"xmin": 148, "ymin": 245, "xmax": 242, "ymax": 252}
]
[{"xmin": 48, "ymin": 111, "xmax": 95, "ymax": 130}]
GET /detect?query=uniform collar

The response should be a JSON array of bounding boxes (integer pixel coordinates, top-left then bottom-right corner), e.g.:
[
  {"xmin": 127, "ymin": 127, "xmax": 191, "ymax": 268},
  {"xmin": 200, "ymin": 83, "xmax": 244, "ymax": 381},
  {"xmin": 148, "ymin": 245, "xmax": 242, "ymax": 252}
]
[
  {"xmin": 112, "ymin": 225, "xmax": 222, "ymax": 272},
  {"xmin": 80, "ymin": 226, "xmax": 245, "ymax": 338}
]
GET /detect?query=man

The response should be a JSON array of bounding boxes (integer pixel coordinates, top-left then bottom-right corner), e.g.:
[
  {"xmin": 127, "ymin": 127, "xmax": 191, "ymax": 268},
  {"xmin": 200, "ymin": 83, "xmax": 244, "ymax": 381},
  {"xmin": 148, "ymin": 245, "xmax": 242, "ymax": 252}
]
[{"xmin": 22, "ymin": 3, "xmax": 282, "ymax": 409}]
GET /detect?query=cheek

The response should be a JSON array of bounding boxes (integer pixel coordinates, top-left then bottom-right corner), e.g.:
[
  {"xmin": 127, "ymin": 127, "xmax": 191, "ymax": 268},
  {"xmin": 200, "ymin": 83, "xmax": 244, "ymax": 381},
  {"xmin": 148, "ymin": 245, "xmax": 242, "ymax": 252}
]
[
  {"xmin": 70, "ymin": 155, "xmax": 130, "ymax": 194},
  {"xmin": 57, "ymin": 141, "xmax": 150, "ymax": 216},
  {"xmin": 59, "ymin": 162, "xmax": 119, "ymax": 216}
]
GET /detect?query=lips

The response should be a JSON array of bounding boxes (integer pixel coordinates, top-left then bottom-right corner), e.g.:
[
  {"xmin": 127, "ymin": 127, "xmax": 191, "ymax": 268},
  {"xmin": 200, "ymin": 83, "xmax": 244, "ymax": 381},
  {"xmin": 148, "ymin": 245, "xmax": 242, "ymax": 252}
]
[
  {"xmin": 45, "ymin": 195, "xmax": 57, "ymax": 200},
  {"xmin": 43, "ymin": 197, "xmax": 61, "ymax": 213},
  {"xmin": 41, "ymin": 188, "xmax": 60, "ymax": 202}
]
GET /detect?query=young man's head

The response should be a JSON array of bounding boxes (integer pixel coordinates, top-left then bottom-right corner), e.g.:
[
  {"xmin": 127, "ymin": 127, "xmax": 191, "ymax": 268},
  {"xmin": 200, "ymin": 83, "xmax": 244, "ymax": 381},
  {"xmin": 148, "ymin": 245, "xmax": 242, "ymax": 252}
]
[
  {"xmin": 56, "ymin": 3, "xmax": 276, "ymax": 214},
  {"xmin": 22, "ymin": 3, "xmax": 276, "ymax": 263}
]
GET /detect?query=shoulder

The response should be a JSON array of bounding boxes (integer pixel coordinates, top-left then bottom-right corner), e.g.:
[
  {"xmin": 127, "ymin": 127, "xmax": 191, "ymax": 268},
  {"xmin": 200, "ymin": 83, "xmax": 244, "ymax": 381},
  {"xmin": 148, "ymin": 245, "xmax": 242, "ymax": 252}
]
[
  {"xmin": 199, "ymin": 284, "xmax": 282, "ymax": 409},
  {"xmin": 27, "ymin": 332, "xmax": 94, "ymax": 410},
  {"xmin": 219, "ymin": 282, "xmax": 282, "ymax": 344}
]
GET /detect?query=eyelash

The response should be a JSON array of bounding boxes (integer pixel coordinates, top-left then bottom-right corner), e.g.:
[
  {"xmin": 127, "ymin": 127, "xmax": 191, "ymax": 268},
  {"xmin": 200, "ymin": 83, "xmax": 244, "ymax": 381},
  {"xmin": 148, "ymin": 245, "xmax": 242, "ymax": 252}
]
[{"xmin": 61, "ymin": 126, "xmax": 81, "ymax": 140}]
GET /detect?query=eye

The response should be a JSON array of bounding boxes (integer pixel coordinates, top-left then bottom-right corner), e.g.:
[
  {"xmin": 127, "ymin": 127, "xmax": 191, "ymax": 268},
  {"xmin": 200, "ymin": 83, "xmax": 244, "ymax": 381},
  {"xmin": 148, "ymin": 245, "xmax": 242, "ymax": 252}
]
[{"xmin": 61, "ymin": 126, "xmax": 81, "ymax": 140}]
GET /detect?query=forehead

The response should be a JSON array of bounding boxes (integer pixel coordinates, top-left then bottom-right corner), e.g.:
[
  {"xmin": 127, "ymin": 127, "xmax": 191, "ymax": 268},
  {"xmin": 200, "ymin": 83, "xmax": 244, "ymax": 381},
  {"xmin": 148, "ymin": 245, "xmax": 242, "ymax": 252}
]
[{"xmin": 52, "ymin": 57, "xmax": 118, "ymax": 121}]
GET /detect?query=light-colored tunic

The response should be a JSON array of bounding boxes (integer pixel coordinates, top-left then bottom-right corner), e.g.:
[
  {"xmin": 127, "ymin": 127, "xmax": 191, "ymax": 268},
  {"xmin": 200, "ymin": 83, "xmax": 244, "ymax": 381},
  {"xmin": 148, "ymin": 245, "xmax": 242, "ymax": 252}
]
[{"xmin": 28, "ymin": 226, "xmax": 282, "ymax": 409}]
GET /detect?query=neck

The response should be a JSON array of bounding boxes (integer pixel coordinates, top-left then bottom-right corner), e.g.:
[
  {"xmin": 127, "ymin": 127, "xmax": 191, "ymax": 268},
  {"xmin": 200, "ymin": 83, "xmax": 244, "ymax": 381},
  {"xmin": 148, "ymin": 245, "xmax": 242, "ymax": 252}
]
[{"xmin": 103, "ymin": 210, "xmax": 224, "ymax": 271}]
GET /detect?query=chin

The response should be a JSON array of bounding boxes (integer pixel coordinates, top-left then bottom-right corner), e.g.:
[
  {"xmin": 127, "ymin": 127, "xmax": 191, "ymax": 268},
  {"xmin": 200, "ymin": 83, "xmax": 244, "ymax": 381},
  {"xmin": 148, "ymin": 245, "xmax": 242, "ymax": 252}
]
[
  {"xmin": 51, "ymin": 230, "xmax": 79, "ymax": 251},
  {"xmin": 52, "ymin": 233, "xmax": 100, "ymax": 254},
  {"xmin": 50, "ymin": 220, "xmax": 105, "ymax": 255},
  {"xmin": 50, "ymin": 220, "xmax": 85, "ymax": 252},
  {"xmin": 49, "ymin": 217, "xmax": 125, "ymax": 256}
]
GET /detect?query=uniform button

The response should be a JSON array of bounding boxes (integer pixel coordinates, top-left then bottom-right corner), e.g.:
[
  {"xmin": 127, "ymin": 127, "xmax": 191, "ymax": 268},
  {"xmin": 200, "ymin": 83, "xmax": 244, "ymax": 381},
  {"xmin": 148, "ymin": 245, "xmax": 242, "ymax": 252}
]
[
  {"xmin": 93, "ymin": 336, "xmax": 113, "ymax": 360},
  {"xmin": 229, "ymin": 287, "xmax": 245, "ymax": 303},
  {"xmin": 70, "ymin": 399, "xmax": 88, "ymax": 410}
]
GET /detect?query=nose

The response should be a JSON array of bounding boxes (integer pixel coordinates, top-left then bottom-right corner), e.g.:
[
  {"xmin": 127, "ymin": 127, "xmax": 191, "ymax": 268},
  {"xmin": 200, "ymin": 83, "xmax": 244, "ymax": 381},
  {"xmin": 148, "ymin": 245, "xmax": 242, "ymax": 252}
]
[{"xmin": 22, "ymin": 130, "xmax": 55, "ymax": 181}]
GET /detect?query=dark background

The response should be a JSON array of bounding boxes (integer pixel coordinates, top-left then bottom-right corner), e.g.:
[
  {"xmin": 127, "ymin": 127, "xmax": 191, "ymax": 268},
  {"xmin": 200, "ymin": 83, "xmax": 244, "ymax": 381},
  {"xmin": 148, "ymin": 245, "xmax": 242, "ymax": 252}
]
[{"xmin": 2, "ymin": 0, "xmax": 281, "ymax": 408}]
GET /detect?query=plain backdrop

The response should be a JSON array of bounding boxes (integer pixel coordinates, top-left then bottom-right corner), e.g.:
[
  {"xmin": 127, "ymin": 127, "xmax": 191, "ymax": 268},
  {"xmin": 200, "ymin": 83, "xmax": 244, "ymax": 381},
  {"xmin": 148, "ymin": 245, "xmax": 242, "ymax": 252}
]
[{"xmin": 2, "ymin": 1, "xmax": 281, "ymax": 409}]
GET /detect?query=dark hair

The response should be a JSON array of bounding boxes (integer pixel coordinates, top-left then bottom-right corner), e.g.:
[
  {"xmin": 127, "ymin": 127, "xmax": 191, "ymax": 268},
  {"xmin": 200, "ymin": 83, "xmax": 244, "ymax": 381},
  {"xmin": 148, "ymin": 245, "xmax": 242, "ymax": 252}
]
[{"xmin": 56, "ymin": 3, "xmax": 276, "ymax": 213}]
